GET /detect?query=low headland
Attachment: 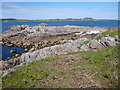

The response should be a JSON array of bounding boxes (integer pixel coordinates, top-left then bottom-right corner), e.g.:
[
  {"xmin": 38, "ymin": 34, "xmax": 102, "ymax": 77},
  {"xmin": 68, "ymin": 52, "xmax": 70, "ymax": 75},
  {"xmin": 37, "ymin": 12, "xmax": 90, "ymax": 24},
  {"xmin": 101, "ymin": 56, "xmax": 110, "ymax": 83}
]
[{"xmin": 0, "ymin": 23, "xmax": 119, "ymax": 88}]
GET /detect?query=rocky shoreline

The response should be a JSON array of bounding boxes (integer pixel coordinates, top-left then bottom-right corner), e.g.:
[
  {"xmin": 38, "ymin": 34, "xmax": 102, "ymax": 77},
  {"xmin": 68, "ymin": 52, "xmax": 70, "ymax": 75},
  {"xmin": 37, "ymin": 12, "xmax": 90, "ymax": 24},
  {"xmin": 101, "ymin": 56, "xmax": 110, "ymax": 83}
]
[
  {"xmin": 1, "ymin": 23, "xmax": 118, "ymax": 70},
  {"xmin": 1, "ymin": 24, "xmax": 106, "ymax": 51}
]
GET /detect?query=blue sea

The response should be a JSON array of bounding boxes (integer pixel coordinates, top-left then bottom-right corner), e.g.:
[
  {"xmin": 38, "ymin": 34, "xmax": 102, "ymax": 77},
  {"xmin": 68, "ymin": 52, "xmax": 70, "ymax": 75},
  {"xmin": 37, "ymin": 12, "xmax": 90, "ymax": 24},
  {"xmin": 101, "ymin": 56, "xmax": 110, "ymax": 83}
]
[
  {"xmin": 0, "ymin": 20, "xmax": 119, "ymax": 60},
  {"xmin": 1, "ymin": 45, "xmax": 25, "ymax": 60},
  {"xmin": 1, "ymin": 20, "xmax": 119, "ymax": 32}
]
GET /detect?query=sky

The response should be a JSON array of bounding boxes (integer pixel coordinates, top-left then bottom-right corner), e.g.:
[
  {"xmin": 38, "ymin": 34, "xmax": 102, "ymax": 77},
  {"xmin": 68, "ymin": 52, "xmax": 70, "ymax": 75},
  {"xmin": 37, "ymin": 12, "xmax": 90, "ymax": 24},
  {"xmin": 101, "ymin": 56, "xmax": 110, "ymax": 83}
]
[
  {"xmin": 1, "ymin": 0, "xmax": 120, "ymax": 2},
  {"xmin": 1, "ymin": 2, "xmax": 118, "ymax": 20}
]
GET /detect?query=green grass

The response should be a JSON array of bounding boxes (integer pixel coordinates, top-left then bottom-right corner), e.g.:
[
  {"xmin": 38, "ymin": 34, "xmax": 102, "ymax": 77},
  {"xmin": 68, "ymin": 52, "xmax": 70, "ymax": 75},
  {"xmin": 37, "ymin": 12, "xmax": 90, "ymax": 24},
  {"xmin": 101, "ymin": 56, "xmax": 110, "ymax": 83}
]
[
  {"xmin": 80, "ymin": 47, "xmax": 118, "ymax": 80},
  {"xmin": 69, "ymin": 46, "xmax": 118, "ymax": 88},
  {"xmin": 95, "ymin": 27, "xmax": 118, "ymax": 40},
  {"xmin": 2, "ymin": 45, "xmax": 118, "ymax": 88},
  {"xmin": 77, "ymin": 41, "xmax": 89, "ymax": 49},
  {"xmin": 2, "ymin": 56, "xmax": 60, "ymax": 88}
]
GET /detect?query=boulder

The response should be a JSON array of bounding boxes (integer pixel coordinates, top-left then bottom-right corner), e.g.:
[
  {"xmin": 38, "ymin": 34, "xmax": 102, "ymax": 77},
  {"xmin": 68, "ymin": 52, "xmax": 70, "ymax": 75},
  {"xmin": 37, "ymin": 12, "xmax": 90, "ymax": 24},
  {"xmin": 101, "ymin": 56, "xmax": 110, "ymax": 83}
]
[
  {"xmin": 100, "ymin": 36, "xmax": 116, "ymax": 47},
  {"xmin": 89, "ymin": 40, "xmax": 105, "ymax": 50},
  {"xmin": 114, "ymin": 35, "xmax": 119, "ymax": 41}
]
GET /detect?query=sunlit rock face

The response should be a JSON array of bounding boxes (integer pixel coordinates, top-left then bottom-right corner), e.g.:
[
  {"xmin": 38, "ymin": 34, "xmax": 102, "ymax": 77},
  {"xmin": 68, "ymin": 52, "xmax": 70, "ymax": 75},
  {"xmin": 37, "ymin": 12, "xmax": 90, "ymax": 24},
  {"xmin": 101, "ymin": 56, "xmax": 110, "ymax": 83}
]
[{"xmin": 20, "ymin": 37, "xmax": 89, "ymax": 62}]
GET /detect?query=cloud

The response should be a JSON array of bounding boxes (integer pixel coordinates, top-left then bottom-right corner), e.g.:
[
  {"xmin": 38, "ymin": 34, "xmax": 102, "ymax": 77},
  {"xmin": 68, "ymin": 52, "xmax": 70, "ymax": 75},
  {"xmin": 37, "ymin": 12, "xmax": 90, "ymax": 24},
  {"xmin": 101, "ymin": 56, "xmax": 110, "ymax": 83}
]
[
  {"xmin": 2, "ymin": 5, "xmax": 80, "ymax": 19},
  {"xmin": 2, "ymin": 2, "xmax": 118, "ymax": 19}
]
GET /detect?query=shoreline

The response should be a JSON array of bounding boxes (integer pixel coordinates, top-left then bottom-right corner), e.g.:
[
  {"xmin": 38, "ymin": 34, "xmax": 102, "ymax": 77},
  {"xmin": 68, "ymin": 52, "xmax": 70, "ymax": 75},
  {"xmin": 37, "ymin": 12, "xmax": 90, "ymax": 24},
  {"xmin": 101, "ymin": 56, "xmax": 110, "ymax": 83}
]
[
  {"xmin": 1, "ymin": 24, "xmax": 118, "ymax": 70},
  {"xmin": 1, "ymin": 19, "xmax": 118, "ymax": 22}
]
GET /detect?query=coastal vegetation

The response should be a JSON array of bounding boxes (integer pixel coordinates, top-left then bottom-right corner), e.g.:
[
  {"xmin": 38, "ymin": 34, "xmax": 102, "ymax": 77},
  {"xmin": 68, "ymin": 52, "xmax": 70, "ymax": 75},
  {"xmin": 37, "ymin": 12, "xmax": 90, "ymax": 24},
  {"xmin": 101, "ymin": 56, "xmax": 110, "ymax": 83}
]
[
  {"xmin": 2, "ymin": 45, "xmax": 118, "ymax": 88},
  {"xmin": 1, "ymin": 24, "xmax": 119, "ymax": 88},
  {"xmin": 95, "ymin": 27, "xmax": 118, "ymax": 40}
]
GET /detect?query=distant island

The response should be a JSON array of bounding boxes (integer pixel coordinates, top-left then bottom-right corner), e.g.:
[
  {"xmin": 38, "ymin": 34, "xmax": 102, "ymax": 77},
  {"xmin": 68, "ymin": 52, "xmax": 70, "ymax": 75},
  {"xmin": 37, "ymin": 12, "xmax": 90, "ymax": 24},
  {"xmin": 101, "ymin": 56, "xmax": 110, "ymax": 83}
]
[{"xmin": 0, "ymin": 17, "xmax": 116, "ymax": 22}]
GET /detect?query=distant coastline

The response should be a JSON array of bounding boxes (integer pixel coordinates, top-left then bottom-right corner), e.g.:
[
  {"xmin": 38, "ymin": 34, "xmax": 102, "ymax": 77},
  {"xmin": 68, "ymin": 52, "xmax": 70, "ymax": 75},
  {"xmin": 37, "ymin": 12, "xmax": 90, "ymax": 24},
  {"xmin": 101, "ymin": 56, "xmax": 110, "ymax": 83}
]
[{"xmin": 0, "ymin": 17, "xmax": 118, "ymax": 22}]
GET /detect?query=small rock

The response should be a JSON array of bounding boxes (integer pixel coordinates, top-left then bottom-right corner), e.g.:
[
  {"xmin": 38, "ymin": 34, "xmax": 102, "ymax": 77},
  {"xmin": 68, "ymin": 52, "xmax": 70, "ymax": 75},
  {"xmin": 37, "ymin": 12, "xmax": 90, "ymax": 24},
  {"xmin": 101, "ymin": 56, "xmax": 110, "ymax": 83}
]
[
  {"xmin": 37, "ymin": 23, "xmax": 48, "ymax": 26},
  {"xmin": 19, "ymin": 62, "xmax": 26, "ymax": 66},
  {"xmin": 29, "ymin": 47, "xmax": 35, "ymax": 52},
  {"xmin": 10, "ymin": 49, "xmax": 17, "ymax": 53},
  {"xmin": 114, "ymin": 35, "xmax": 119, "ymax": 41},
  {"xmin": 15, "ymin": 54, "xmax": 19, "ymax": 57},
  {"xmin": 25, "ymin": 49, "xmax": 28, "ymax": 51}
]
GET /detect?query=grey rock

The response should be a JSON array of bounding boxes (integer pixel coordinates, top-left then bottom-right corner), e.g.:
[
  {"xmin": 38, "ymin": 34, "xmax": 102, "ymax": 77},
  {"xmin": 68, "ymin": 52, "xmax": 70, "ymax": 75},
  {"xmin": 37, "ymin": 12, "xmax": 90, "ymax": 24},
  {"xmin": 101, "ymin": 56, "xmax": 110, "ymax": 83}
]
[
  {"xmin": 20, "ymin": 38, "xmax": 89, "ymax": 62},
  {"xmin": 37, "ymin": 23, "xmax": 48, "ymax": 26},
  {"xmin": 8, "ymin": 24, "xmax": 29, "ymax": 30},
  {"xmin": 2, "ymin": 69, "xmax": 17, "ymax": 77},
  {"xmin": 114, "ymin": 35, "xmax": 119, "ymax": 41},
  {"xmin": 80, "ymin": 44, "xmax": 90, "ymax": 51},
  {"xmin": 100, "ymin": 36, "xmax": 116, "ymax": 47},
  {"xmin": 15, "ymin": 54, "xmax": 19, "ymax": 57},
  {"xmin": 5, "ymin": 24, "xmax": 107, "ymax": 40},
  {"xmin": 19, "ymin": 62, "xmax": 26, "ymax": 66},
  {"xmin": 89, "ymin": 40, "xmax": 105, "ymax": 50},
  {"xmin": 2, "ymin": 71, "xmax": 9, "ymax": 77}
]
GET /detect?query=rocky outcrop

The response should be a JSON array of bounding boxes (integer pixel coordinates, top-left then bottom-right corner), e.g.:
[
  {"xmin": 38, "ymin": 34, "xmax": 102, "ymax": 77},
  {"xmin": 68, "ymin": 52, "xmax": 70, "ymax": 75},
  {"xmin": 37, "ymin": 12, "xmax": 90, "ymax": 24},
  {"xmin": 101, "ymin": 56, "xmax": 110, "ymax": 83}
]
[
  {"xmin": 37, "ymin": 23, "xmax": 48, "ymax": 26},
  {"xmin": 3, "ymin": 24, "xmax": 107, "ymax": 39},
  {"xmin": 1, "ymin": 24, "xmax": 110, "ymax": 70},
  {"xmin": 1, "ymin": 37, "xmax": 89, "ymax": 70},
  {"xmin": 80, "ymin": 36, "xmax": 118, "ymax": 51},
  {"xmin": 20, "ymin": 37, "xmax": 89, "ymax": 63},
  {"xmin": 80, "ymin": 44, "xmax": 90, "ymax": 51},
  {"xmin": 1, "ymin": 35, "xmax": 118, "ymax": 70},
  {"xmin": 3, "ymin": 25, "xmax": 30, "ymax": 37},
  {"xmin": 89, "ymin": 40, "xmax": 105, "ymax": 51},
  {"xmin": 100, "ymin": 36, "xmax": 117, "ymax": 47},
  {"xmin": 7, "ymin": 24, "xmax": 30, "ymax": 30},
  {"xmin": 2, "ymin": 24, "xmax": 107, "ymax": 53}
]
